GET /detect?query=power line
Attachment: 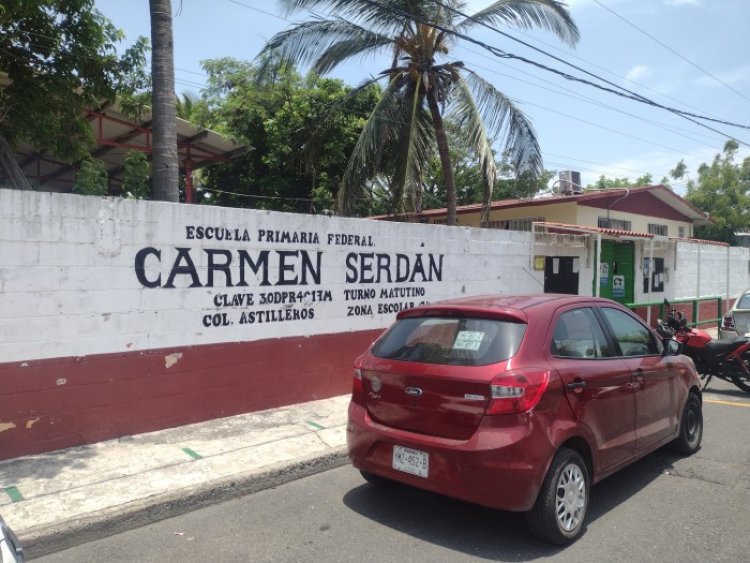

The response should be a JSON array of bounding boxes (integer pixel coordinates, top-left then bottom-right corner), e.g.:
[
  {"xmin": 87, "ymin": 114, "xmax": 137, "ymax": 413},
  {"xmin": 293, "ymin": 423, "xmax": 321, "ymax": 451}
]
[
  {"xmin": 591, "ymin": 0, "xmax": 750, "ymax": 105},
  {"xmin": 226, "ymin": 0, "xmax": 291, "ymax": 22},
  {"xmin": 522, "ymin": 99, "xmax": 708, "ymax": 159},
  {"xmin": 415, "ymin": 0, "xmax": 750, "ymax": 139},
  {"xmin": 226, "ymin": 0, "xmax": 748, "ymax": 137},
  {"xmin": 542, "ymin": 151, "xmax": 656, "ymax": 178},
  {"xmin": 467, "ymin": 15, "xmax": 721, "ymax": 119},
  {"xmin": 175, "ymin": 66, "xmax": 208, "ymax": 78},
  {"xmin": 226, "ymin": 0, "xmax": 729, "ymax": 176},
  {"xmin": 458, "ymin": 50, "xmax": 724, "ymax": 147}
]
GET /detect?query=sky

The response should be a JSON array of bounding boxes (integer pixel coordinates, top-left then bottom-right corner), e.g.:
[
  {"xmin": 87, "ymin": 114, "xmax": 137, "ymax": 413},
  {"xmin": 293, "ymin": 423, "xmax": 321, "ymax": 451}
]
[{"xmin": 94, "ymin": 0, "xmax": 750, "ymax": 194}]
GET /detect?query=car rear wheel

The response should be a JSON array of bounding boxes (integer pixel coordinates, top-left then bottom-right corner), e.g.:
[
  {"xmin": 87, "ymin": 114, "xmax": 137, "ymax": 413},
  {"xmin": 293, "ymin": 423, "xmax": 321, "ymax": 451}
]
[
  {"xmin": 671, "ymin": 393, "xmax": 703, "ymax": 454},
  {"xmin": 526, "ymin": 448, "xmax": 589, "ymax": 545}
]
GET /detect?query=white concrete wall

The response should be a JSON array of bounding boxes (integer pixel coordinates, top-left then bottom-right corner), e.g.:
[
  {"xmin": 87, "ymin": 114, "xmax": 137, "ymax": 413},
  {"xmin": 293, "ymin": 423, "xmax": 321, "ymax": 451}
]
[
  {"xmin": 632, "ymin": 239, "xmax": 675, "ymax": 303},
  {"xmin": 0, "ymin": 189, "xmax": 542, "ymax": 364},
  {"xmin": 675, "ymin": 242, "xmax": 750, "ymax": 302},
  {"xmin": 3, "ymin": 189, "xmax": 749, "ymax": 367},
  {"xmin": 729, "ymin": 247, "xmax": 750, "ymax": 301}
]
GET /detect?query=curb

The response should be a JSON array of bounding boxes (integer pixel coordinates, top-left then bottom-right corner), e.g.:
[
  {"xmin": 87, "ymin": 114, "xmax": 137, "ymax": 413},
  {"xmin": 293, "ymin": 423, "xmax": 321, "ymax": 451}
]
[{"xmin": 21, "ymin": 448, "xmax": 349, "ymax": 560}]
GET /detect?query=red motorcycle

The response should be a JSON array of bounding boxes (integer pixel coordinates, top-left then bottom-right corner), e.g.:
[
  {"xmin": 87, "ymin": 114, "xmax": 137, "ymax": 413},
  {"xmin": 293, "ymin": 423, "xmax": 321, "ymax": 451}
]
[{"xmin": 657, "ymin": 301, "xmax": 750, "ymax": 393}]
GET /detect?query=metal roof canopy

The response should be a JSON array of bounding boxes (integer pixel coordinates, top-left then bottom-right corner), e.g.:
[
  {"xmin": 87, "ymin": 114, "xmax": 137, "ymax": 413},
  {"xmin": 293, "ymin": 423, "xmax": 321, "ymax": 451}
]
[{"xmin": 14, "ymin": 102, "xmax": 248, "ymax": 201}]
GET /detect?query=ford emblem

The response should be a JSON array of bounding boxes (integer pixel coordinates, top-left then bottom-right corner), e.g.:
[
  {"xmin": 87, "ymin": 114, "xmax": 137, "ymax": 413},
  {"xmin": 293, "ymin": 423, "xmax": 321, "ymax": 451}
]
[
  {"xmin": 405, "ymin": 387, "xmax": 423, "ymax": 397},
  {"xmin": 370, "ymin": 376, "xmax": 382, "ymax": 393}
]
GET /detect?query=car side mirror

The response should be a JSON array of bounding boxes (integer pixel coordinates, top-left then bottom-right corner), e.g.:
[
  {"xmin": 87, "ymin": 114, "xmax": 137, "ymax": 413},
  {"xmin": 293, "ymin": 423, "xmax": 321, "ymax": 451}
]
[{"xmin": 662, "ymin": 338, "xmax": 682, "ymax": 356}]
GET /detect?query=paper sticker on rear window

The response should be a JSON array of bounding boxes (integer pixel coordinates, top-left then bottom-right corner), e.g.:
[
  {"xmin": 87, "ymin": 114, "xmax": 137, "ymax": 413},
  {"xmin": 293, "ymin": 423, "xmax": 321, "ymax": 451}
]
[{"xmin": 454, "ymin": 330, "xmax": 484, "ymax": 351}]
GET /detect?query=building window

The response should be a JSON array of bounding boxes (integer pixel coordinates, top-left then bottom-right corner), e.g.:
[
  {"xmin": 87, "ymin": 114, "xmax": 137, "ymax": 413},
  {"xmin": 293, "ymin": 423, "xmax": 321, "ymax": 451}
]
[
  {"xmin": 485, "ymin": 217, "xmax": 544, "ymax": 232},
  {"xmin": 678, "ymin": 226, "xmax": 686, "ymax": 238},
  {"xmin": 648, "ymin": 223, "xmax": 668, "ymax": 236},
  {"xmin": 598, "ymin": 217, "xmax": 632, "ymax": 231}
]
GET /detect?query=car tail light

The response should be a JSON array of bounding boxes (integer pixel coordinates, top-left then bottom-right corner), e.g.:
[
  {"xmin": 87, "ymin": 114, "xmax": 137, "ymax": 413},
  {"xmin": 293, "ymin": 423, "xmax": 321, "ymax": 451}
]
[
  {"xmin": 723, "ymin": 313, "xmax": 736, "ymax": 331},
  {"xmin": 485, "ymin": 369, "xmax": 550, "ymax": 415},
  {"xmin": 352, "ymin": 368, "xmax": 365, "ymax": 404}
]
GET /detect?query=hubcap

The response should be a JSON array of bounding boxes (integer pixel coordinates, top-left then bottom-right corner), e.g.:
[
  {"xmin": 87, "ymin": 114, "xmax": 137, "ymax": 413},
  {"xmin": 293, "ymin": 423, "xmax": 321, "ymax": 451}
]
[{"xmin": 555, "ymin": 463, "xmax": 586, "ymax": 532}]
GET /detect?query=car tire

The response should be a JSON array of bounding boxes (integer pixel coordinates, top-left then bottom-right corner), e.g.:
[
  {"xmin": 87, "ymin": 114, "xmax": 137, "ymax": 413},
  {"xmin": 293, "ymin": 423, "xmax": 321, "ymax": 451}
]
[
  {"xmin": 359, "ymin": 470, "xmax": 393, "ymax": 486},
  {"xmin": 670, "ymin": 393, "xmax": 703, "ymax": 454},
  {"xmin": 526, "ymin": 448, "xmax": 589, "ymax": 545}
]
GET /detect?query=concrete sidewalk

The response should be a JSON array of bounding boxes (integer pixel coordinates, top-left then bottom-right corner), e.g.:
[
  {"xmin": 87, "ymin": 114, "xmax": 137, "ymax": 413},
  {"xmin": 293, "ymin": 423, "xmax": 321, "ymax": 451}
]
[{"xmin": 0, "ymin": 395, "xmax": 351, "ymax": 559}]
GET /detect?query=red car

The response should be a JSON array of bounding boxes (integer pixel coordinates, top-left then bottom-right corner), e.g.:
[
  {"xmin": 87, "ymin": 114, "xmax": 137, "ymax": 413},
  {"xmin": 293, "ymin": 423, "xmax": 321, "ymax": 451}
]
[{"xmin": 347, "ymin": 294, "xmax": 702, "ymax": 544}]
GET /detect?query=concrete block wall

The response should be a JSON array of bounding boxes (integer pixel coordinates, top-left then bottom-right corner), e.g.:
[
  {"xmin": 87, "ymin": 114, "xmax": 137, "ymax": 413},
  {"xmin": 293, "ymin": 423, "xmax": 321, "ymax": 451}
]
[
  {"xmin": 3, "ymin": 188, "xmax": 748, "ymax": 460},
  {"xmin": 675, "ymin": 241, "xmax": 749, "ymax": 303},
  {"xmin": 0, "ymin": 189, "xmax": 540, "ymax": 459},
  {"xmin": 0, "ymin": 190, "xmax": 543, "ymax": 364}
]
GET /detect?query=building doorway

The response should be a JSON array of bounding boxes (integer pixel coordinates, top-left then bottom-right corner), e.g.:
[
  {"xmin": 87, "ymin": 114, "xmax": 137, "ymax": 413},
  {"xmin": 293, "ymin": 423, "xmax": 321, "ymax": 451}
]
[
  {"xmin": 544, "ymin": 256, "xmax": 580, "ymax": 295},
  {"xmin": 597, "ymin": 240, "xmax": 635, "ymax": 304}
]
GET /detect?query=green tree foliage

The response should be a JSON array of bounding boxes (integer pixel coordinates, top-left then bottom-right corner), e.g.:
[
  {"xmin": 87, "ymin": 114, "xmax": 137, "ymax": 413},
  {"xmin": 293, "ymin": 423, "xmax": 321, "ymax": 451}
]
[
  {"xmin": 258, "ymin": 0, "xmax": 579, "ymax": 224},
  {"xmin": 671, "ymin": 140, "xmax": 750, "ymax": 244},
  {"xmin": 122, "ymin": 150, "xmax": 150, "ymax": 199},
  {"xmin": 0, "ymin": 0, "xmax": 147, "ymax": 189},
  {"xmin": 73, "ymin": 157, "xmax": 108, "ymax": 195},
  {"xmin": 420, "ymin": 123, "xmax": 553, "ymax": 212},
  {"xmin": 199, "ymin": 59, "xmax": 379, "ymax": 214},
  {"xmin": 175, "ymin": 92, "xmax": 211, "ymax": 127},
  {"xmin": 587, "ymin": 174, "xmax": 657, "ymax": 190}
]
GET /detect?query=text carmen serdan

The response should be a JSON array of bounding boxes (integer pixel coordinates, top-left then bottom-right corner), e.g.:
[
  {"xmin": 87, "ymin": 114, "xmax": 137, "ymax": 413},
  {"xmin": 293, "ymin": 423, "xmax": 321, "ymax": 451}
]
[{"xmin": 134, "ymin": 247, "xmax": 444, "ymax": 288}]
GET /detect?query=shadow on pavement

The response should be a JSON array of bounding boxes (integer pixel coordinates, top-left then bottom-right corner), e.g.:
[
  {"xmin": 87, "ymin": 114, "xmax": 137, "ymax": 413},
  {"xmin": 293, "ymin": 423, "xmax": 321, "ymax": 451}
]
[
  {"xmin": 702, "ymin": 384, "xmax": 750, "ymax": 399},
  {"xmin": 0, "ymin": 445, "xmax": 97, "ymax": 484},
  {"xmin": 342, "ymin": 449, "xmax": 684, "ymax": 561}
]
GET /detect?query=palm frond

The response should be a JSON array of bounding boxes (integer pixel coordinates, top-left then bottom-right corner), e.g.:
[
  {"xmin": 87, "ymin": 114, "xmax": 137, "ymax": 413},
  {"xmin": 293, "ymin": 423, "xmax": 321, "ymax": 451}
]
[
  {"xmin": 457, "ymin": 0, "xmax": 580, "ymax": 46},
  {"xmin": 338, "ymin": 75, "xmax": 402, "ymax": 215},
  {"xmin": 454, "ymin": 69, "xmax": 543, "ymax": 179},
  {"xmin": 337, "ymin": 71, "xmax": 433, "ymax": 215},
  {"xmin": 256, "ymin": 18, "xmax": 393, "ymax": 77},
  {"xmin": 387, "ymin": 80, "xmax": 434, "ymax": 214},
  {"xmin": 278, "ymin": 0, "xmax": 421, "ymax": 35},
  {"xmin": 447, "ymin": 77, "xmax": 497, "ymax": 209}
]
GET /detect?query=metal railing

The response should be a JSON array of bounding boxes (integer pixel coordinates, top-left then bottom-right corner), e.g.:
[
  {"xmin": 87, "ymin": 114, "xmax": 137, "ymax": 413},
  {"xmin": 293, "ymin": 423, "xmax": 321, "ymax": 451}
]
[{"xmin": 626, "ymin": 295, "xmax": 724, "ymax": 329}]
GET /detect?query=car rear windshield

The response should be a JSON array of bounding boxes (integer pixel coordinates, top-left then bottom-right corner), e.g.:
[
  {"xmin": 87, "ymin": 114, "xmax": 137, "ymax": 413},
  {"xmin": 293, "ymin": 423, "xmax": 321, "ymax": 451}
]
[
  {"xmin": 736, "ymin": 294, "xmax": 750, "ymax": 309},
  {"xmin": 371, "ymin": 316, "xmax": 526, "ymax": 366}
]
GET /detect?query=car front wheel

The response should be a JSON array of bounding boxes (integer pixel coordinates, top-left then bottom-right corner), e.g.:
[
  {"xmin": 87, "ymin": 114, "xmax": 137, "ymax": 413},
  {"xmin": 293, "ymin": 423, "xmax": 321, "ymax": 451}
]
[
  {"xmin": 671, "ymin": 393, "xmax": 703, "ymax": 454},
  {"xmin": 526, "ymin": 448, "xmax": 589, "ymax": 545}
]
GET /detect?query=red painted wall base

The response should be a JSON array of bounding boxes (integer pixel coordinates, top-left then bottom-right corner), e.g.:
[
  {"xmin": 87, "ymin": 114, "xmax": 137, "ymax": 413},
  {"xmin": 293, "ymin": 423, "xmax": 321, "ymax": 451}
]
[{"xmin": 0, "ymin": 329, "xmax": 382, "ymax": 461}]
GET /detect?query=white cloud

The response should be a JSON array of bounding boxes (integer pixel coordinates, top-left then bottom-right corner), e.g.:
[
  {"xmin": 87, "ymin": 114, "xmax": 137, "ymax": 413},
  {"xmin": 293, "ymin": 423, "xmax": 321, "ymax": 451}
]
[
  {"xmin": 664, "ymin": 0, "xmax": 703, "ymax": 7},
  {"xmin": 625, "ymin": 65, "xmax": 653, "ymax": 82}
]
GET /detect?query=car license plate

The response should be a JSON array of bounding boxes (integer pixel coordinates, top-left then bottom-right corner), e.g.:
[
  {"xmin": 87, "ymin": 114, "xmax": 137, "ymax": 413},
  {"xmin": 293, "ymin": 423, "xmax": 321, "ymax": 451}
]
[{"xmin": 392, "ymin": 445, "xmax": 429, "ymax": 478}]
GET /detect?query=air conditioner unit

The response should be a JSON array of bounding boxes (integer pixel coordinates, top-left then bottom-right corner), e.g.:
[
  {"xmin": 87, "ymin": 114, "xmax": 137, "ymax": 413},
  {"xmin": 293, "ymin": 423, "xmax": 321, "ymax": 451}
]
[{"xmin": 559, "ymin": 170, "xmax": 582, "ymax": 195}]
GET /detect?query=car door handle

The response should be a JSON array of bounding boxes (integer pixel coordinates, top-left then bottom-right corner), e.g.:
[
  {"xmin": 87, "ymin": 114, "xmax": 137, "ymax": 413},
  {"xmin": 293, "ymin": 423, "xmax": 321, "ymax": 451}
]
[
  {"xmin": 566, "ymin": 381, "xmax": 587, "ymax": 390},
  {"xmin": 635, "ymin": 369, "xmax": 646, "ymax": 388}
]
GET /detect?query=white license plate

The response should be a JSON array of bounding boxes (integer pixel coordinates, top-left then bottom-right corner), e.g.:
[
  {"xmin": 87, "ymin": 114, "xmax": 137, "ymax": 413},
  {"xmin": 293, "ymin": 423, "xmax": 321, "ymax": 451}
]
[{"xmin": 392, "ymin": 445, "xmax": 429, "ymax": 478}]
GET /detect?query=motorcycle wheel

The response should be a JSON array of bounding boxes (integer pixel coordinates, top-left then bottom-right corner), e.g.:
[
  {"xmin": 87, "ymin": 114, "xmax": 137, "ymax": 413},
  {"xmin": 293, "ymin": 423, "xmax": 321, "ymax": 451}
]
[{"xmin": 732, "ymin": 375, "xmax": 750, "ymax": 394}]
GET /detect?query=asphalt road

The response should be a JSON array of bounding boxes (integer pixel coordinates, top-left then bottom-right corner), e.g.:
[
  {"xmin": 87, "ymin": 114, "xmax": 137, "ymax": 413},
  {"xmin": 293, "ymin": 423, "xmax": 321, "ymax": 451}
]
[{"xmin": 36, "ymin": 379, "xmax": 750, "ymax": 563}]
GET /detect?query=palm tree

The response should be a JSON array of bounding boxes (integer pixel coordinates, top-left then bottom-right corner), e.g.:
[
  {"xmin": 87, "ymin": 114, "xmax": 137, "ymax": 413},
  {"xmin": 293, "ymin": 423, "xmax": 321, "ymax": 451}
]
[
  {"xmin": 149, "ymin": 0, "xmax": 179, "ymax": 202},
  {"xmin": 258, "ymin": 0, "xmax": 578, "ymax": 224}
]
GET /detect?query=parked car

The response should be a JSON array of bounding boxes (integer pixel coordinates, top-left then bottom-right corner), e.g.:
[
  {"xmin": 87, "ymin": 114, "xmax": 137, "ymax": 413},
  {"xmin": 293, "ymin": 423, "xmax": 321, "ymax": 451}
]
[
  {"xmin": 347, "ymin": 294, "xmax": 703, "ymax": 544},
  {"xmin": 721, "ymin": 289, "xmax": 750, "ymax": 339},
  {"xmin": 0, "ymin": 515, "xmax": 24, "ymax": 563}
]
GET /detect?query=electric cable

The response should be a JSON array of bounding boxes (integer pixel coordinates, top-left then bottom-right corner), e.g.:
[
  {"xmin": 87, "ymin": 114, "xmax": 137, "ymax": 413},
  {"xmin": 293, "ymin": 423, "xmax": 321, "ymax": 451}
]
[
  {"xmin": 383, "ymin": 0, "xmax": 750, "ymax": 139},
  {"xmin": 591, "ymin": 0, "xmax": 750, "ymax": 104}
]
